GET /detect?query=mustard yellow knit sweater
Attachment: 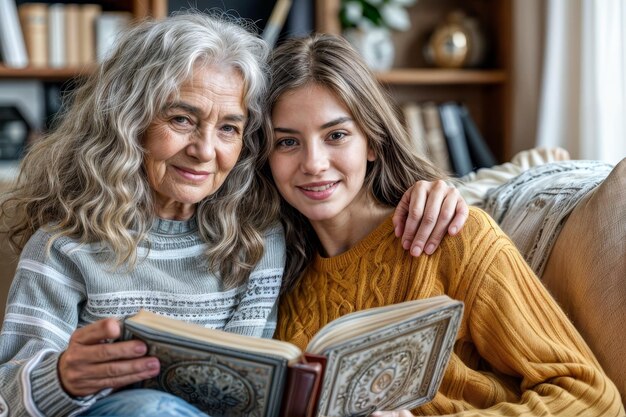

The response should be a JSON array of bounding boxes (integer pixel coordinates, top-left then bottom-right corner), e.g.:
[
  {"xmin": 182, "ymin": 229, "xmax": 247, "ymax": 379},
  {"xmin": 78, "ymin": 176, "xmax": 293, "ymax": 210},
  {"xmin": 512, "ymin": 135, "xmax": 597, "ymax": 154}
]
[{"xmin": 276, "ymin": 208, "xmax": 624, "ymax": 416}]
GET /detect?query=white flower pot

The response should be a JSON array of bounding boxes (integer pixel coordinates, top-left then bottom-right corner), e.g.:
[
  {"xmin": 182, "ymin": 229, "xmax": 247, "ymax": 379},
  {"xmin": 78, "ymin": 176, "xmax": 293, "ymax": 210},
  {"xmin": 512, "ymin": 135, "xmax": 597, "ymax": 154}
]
[{"xmin": 343, "ymin": 28, "xmax": 395, "ymax": 71}]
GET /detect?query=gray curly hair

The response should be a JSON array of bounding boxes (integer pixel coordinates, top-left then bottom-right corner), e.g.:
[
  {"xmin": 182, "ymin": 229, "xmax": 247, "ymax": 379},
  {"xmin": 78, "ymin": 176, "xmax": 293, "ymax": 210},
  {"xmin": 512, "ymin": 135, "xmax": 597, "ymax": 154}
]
[{"xmin": 2, "ymin": 12, "xmax": 280, "ymax": 288}]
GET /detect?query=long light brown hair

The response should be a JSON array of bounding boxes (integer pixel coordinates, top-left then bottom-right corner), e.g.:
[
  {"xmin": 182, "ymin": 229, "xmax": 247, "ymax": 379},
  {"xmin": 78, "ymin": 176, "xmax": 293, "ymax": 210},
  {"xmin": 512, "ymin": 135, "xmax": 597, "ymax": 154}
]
[
  {"xmin": 1, "ymin": 12, "xmax": 280, "ymax": 288},
  {"xmin": 261, "ymin": 34, "xmax": 445, "ymax": 288}
]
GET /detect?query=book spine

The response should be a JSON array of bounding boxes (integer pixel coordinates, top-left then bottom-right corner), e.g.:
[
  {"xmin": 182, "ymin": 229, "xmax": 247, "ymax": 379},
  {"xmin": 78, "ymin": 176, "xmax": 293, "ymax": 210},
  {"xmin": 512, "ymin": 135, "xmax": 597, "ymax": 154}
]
[
  {"xmin": 151, "ymin": 0, "xmax": 168, "ymax": 19},
  {"xmin": 458, "ymin": 104, "xmax": 497, "ymax": 168},
  {"xmin": 401, "ymin": 102, "xmax": 429, "ymax": 158},
  {"xmin": 421, "ymin": 102, "xmax": 453, "ymax": 174},
  {"xmin": 262, "ymin": 0, "xmax": 292, "ymax": 48},
  {"xmin": 64, "ymin": 4, "xmax": 80, "ymax": 67},
  {"xmin": 279, "ymin": 361, "xmax": 323, "ymax": 417},
  {"xmin": 439, "ymin": 102, "xmax": 474, "ymax": 177},
  {"xmin": 95, "ymin": 12, "xmax": 131, "ymax": 62},
  {"xmin": 18, "ymin": 3, "xmax": 48, "ymax": 68},
  {"xmin": 48, "ymin": 3, "xmax": 65, "ymax": 68},
  {"xmin": 0, "ymin": 0, "xmax": 29, "ymax": 68},
  {"xmin": 78, "ymin": 4, "xmax": 102, "ymax": 65}
]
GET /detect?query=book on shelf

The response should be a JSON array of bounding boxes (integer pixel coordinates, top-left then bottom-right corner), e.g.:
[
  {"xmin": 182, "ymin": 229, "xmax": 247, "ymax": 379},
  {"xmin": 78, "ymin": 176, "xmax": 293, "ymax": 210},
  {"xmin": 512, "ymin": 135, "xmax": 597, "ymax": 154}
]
[
  {"xmin": 123, "ymin": 295, "xmax": 463, "ymax": 417},
  {"xmin": 65, "ymin": 4, "xmax": 81, "ymax": 67},
  {"xmin": 421, "ymin": 101, "xmax": 453, "ymax": 174},
  {"xmin": 18, "ymin": 3, "xmax": 48, "ymax": 68},
  {"xmin": 401, "ymin": 102, "xmax": 429, "ymax": 158},
  {"xmin": 79, "ymin": 4, "xmax": 102, "ymax": 65},
  {"xmin": 0, "ymin": 0, "xmax": 29, "ymax": 68},
  {"xmin": 151, "ymin": 0, "xmax": 169, "ymax": 19},
  {"xmin": 95, "ymin": 12, "xmax": 132, "ymax": 62},
  {"xmin": 48, "ymin": 3, "xmax": 65, "ymax": 68},
  {"xmin": 17, "ymin": 3, "xmax": 102, "ymax": 69},
  {"xmin": 262, "ymin": 0, "xmax": 292, "ymax": 48},
  {"xmin": 457, "ymin": 103, "xmax": 497, "ymax": 169},
  {"xmin": 439, "ymin": 102, "xmax": 473, "ymax": 177}
]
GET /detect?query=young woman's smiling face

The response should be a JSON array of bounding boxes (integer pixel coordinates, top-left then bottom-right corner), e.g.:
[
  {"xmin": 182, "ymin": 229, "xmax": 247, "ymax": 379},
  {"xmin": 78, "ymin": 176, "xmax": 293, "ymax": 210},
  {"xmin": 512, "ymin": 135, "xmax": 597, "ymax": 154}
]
[{"xmin": 269, "ymin": 83, "xmax": 376, "ymax": 224}]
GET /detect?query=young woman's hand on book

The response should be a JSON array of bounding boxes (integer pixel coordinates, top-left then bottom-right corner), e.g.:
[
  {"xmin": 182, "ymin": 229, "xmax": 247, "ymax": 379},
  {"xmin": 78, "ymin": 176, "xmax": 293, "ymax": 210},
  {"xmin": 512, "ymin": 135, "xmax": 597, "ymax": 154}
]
[
  {"xmin": 392, "ymin": 180, "xmax": 468, "ymax": 257},
  {"xmin": 57, "ymin": 318, "xmax": 161, "ymax": 397}
]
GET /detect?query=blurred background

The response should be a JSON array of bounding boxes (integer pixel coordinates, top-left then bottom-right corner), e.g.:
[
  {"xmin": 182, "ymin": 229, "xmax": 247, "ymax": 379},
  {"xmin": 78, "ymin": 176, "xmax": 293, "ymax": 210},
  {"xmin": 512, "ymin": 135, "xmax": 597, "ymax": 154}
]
[{"xmin": 0, "ymin": 0, "xmax": 624, "ymax": 181}]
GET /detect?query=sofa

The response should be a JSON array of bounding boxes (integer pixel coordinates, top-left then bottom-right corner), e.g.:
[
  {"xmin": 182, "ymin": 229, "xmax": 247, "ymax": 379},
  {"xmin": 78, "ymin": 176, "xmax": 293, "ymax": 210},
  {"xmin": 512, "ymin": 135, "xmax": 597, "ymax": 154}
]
[
  {"xmin": 457, "ymin": 150, "xmax": 625, "ymax": 403},
  {"xmin": 0, "ymin": 149, "xmax": 624, "ymax": 405}
]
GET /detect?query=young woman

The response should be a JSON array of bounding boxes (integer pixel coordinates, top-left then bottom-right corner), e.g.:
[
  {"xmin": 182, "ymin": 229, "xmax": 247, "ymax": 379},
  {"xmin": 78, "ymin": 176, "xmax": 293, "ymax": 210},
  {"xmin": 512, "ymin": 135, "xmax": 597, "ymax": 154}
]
[{"xmin": 262, "ymin": 34, "xmax": 624, "ymax": 416}]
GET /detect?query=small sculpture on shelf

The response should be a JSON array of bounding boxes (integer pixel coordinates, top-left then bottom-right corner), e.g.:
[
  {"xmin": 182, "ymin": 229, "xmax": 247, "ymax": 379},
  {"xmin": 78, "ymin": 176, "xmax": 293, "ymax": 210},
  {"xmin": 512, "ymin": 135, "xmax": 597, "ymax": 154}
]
[
  {"xmin": 339, "ymin": 0, "xmax": 417, "ymax": 71},
  {"xmin": 423, "ymin": 10, "xmax": 487, "ymax": 69},
  {"xmin": 0, "ymin": 105, "xmax": 30, "ymax": 160}
]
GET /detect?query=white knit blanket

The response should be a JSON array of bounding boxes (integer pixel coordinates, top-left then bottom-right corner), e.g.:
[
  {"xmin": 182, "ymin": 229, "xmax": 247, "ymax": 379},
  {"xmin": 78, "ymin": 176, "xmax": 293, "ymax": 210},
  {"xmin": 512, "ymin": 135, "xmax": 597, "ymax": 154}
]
[{"xmin": 483, "ymin": 161, "xmax": 613, "ymax": 276}]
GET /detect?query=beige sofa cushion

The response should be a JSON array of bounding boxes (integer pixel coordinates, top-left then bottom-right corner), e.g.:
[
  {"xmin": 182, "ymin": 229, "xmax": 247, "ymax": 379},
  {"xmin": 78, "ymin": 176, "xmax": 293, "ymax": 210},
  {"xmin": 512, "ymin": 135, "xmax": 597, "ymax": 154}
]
[{"xmin": 542, "ymin": 158, "xmax": 626, "ymax": 400}]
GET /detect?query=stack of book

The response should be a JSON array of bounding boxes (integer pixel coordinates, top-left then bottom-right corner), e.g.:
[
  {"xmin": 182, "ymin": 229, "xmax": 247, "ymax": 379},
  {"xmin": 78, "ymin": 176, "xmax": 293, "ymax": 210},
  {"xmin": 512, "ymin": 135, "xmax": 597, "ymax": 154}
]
[
  {"xmin": 0, "ymin": 1, "xmax": 132, "ymax": 69},
  {"xmin": 401, "ymin": 101, "xmax": 498, "ymax": 177}
]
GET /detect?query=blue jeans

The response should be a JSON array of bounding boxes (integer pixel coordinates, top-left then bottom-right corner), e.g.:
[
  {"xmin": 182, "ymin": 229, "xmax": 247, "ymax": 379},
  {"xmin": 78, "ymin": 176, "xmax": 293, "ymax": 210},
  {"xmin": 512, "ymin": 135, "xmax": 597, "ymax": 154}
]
[{"xmin": 80, "ymin": 389, "xmax": 210, "ymax": 417}]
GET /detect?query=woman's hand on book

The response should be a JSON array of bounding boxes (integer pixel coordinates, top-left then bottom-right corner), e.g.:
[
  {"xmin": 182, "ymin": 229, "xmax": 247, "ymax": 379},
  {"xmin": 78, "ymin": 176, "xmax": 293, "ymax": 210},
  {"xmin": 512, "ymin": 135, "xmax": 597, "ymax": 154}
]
[
  {"xmin": 58, "ymin": 318, "xmax": 161, "ymax": 397},
  {"xmin": 392, "ymin": 179, "xmax": 469, "ymax": 257}
]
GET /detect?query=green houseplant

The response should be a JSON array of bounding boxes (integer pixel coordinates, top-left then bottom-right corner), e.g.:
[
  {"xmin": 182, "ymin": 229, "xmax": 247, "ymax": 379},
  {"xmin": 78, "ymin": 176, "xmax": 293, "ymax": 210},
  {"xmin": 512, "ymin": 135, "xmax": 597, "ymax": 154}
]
[{"xmin": 339, "ymin": 0, "xmax": 416, "ymax": 70}]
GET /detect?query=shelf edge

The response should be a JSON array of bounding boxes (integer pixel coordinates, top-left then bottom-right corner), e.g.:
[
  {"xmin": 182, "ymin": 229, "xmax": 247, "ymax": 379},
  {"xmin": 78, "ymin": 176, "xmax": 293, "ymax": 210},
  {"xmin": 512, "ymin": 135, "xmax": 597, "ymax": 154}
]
[{"xmin": 375, "ymin": 69, "xmax": 507, "ymax": 85}]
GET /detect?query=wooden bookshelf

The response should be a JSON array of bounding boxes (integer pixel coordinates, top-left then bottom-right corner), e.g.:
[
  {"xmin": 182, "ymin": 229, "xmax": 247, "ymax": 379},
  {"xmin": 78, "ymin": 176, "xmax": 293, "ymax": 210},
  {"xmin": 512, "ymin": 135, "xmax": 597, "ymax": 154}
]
[
  {"xmin": 1, "ymin": 0, "xmax": 513, "ymax": 161},
  {"xmin": 0, "ymin": 66, "xmax": 92, "ymax": 80},
  {"xmin": 0, "ymin": 0, "xmax": 159, "ymax": 75},
  {"xmin": 376, "ymin": 69, "xmax": 507, "ymax": 85},
  {"xmin": 316, "ymin": 0, "xmax": 513, "ymax": 162}
]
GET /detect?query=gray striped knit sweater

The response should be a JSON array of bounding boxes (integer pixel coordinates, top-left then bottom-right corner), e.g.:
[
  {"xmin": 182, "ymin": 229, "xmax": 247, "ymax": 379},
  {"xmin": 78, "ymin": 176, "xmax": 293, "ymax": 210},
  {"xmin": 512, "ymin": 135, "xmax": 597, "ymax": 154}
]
[{"xmin": 0, "ymin": 217, "xmax": 285, "ymax": 417}]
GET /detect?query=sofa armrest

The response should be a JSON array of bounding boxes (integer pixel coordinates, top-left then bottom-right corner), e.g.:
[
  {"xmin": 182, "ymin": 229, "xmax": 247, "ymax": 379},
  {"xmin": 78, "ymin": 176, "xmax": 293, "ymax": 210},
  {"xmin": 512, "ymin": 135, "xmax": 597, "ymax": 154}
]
[
  {"xmin": 460, "ymin": 155, "xmax": 625, "ymax": 404},
  {"xmin": 542, "ymin": 158, "xmax": 626, "ymax": 401}
]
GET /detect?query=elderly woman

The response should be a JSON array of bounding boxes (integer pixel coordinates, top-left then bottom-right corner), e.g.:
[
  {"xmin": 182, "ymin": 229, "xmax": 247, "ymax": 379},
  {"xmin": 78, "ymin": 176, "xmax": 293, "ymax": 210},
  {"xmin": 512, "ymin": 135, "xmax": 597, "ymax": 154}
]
[
  {"xmin": 0, "ymin": 13, "xmax": 467, "ymax": 417},
  {"xmin": 0, "ymin": 13, "xmax": 284, "ymax": 417}
]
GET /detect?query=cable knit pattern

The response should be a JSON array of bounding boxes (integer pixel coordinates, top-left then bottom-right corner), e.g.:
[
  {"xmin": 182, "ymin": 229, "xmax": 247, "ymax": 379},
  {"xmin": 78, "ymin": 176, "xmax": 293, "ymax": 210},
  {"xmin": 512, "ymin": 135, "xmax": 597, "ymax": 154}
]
[
  {"xmin": 0, "ymin": 218, "xmax": 285, "ymax": 417},
  {"xmin": 276, "ymin": 208, "xmax": 624, "ymax": 416}
]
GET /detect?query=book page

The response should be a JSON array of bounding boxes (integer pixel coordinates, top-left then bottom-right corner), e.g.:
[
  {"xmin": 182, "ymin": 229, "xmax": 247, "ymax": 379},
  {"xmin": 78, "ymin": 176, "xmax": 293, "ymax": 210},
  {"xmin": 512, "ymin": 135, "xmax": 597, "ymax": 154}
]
[
  {"xmin": 306, "ymin": 295, "xmax": 454, "ymax": 353},
  {"xmin": 126, "ymin": 310, "xmax": 302, "ymax": 362},
  {"xmin": 305, "ymin": 295, "xmax": 463, "ymax": 417}
]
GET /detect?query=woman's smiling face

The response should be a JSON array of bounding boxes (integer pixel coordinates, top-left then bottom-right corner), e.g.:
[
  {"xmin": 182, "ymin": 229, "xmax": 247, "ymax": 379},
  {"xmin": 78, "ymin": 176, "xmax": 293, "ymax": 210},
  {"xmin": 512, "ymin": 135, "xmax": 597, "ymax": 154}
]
[
  {"xmin": 269, "ymin": 83, "xmax": 376, "ymax": 224},
  {"xmin": 143, "ymin": 64, "xmax": 246, "ymax": 220}
]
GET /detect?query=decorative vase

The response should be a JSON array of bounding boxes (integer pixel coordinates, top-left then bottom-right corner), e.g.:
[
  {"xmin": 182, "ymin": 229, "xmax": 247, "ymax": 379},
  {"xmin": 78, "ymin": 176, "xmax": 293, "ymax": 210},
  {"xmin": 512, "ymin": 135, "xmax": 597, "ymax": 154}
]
[
  {"xmin": 343, "ymin": 27, "xmax": 395, "ymax": 72},
  {"xmin": 423, "ymin": 10, "xmax": 487, "ymax": 69}
]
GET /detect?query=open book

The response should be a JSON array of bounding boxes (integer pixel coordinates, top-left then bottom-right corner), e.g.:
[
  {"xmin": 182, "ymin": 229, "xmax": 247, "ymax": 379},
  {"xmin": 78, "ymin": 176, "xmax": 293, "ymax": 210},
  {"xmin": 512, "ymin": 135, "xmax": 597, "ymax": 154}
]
[{"xmin": 122, "ymin": 295, "xmax": 463, "ymax": 417}]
